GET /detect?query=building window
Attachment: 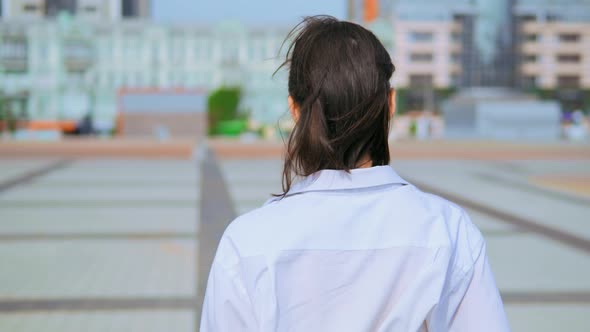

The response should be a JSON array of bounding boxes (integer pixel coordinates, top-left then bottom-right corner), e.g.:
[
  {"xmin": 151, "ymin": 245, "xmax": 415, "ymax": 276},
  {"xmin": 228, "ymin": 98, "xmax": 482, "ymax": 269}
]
[
  {"xmin": 546, "ymin": 14, "xmax": 560, "ymax": 22},
  {"xmin": 83, "ymin": 6, "xmax": 98, "ymax": 13},
  {"xmin": 523, "ymin": 34, "xmax": 538, "ymax": 42},
  {"xmin": 522, "ymin": 75, "xmax": 536, "ymax": 88},
  {"xmin": 45, "ymin": 0, "xmax": 77, "ymax": 16},
  {"xmin": 557, "ymin": 54, "xmax": 581, "ymax": 63},
  {"xmin": 0, "ymin": 36, "xmax": 28, "ymax": 72},
  {"xmin": 0, "ymin": 38, "xmax": 28, "ymax": 58},
  {"xmin": 122, "ymin": 0, "xmax": 137, "ymax": 17},
  {"xmin": 451, "ymin": 32, "xmax": 462, "ymax": 43},
  {"xmin": 522, "ymin": 54, "xmax": 537, "ymax": 62},
  {"xmin": 520, "ymin": 15, "xmax": 536, "ymax": 22},
  {"xmin": 559, "ymin": 33, "xmax": 580, "ymax": 42},
  {"xmin": 557, "ymin": 75, "xmax": 580, "ymax": 89},
  {"xmin": 452, "ymin": 14, "xmax": 464, "ymax": 22},
  {"xmin": 409, "ymin": 74, "xmax": 433, "ymax": 87},
  {"xmin": 222, "ymin": 43, "xmax": 239, "ymax": 64},
  {"xmin": 408, "ymin": 31, "xmax": 433, "ymax": 42},
  {"xmin": 23, "ymin": 4, "xmax": 39, "ymax": 12},
  {"xmin": 410, "ymin": 53, "xmax": 433, "ymax": 62}
]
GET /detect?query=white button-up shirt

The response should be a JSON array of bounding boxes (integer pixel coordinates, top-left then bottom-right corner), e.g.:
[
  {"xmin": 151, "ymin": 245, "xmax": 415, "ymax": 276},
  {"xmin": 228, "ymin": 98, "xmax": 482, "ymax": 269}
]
[{"xmin": 201, "ymin": 166, "xmax": 510, "ymax": 331}]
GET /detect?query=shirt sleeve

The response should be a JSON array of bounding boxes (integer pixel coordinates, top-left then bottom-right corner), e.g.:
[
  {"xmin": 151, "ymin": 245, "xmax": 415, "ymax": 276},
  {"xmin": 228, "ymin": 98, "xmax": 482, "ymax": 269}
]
[
  {"xmin": 448, "ymin": 241, "xmax": 511, "ymax": 332},
  {"xmin": 441, "ymin": 208, "xmax": 511, "ymax": 332},
  {"xmin": 200, "ymin": 243, "xmax": 258, "ymax": 331}
]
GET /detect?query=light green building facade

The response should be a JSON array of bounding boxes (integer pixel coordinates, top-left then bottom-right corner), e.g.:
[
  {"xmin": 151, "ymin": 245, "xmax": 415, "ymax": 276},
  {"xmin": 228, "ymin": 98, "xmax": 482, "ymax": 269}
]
[{"xmin": 0, "ymin": 15, "xmax": 290, "ymax": 130}]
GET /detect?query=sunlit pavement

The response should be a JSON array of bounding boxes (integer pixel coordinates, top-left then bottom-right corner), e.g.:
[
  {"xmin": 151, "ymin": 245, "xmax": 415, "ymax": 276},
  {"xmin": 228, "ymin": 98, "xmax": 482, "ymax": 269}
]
[
  {"xmin": 1, "ymin": 143, "xmax": 590, "ymax": 331},
  {"xmin": 0, "ymin": 159, "xmax": 199, "ymax": 332},
  {"xmin": 217, "ymin": 157, "xmax": 590, "ymax": 332}
]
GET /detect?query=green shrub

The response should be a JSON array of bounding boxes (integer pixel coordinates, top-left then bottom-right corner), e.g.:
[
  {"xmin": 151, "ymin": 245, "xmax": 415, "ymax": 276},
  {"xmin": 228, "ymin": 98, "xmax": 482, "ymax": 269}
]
[
  {"xmin": 207, "ymin": 86, "xmax": 243, "ymax": 135},
  {"xmin": 395, "ymin": 88, "xmax": 407, "ymax": 115},
  {"xmin": 582, "ymin": 89, "xmax": 590, "ymax": 114}
]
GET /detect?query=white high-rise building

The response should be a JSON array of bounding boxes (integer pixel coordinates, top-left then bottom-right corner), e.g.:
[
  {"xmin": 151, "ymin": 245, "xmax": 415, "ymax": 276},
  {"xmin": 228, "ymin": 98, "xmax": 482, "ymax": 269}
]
[
  {"xmin": 516, "ymin": 0, "xmax": 590, "ymax": 90},
  {"xmin": 390, "ymin": 0, "xmax": 590, "ymax": 113},
  {"xmin": 0, "ymin": 0, "xmax": 149, "ymax": 20}
]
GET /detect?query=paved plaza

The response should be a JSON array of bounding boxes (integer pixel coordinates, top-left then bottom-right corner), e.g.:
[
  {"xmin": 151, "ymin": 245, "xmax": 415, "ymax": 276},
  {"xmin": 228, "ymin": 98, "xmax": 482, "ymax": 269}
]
[
  {"xmin": 217, "ymin": 157, "xmax": 590, "ymax": 332},
  {"xmin": 0, "ymin": 141, "xmax": 589, "ymax": 331},
  {"xmin": 0, "ymin": 159, "xmax": 199, "ymax": 331}
]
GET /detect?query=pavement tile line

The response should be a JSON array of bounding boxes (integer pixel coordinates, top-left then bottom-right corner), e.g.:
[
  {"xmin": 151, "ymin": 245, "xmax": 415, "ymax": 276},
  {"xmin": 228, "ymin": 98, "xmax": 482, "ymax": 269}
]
[
  {"xmin": 196, "ymin": 148, "xmax": 237, "ymax": 324},
  {"xmin": 474, "ymin": 172, "xmax": 590, "ymax": 207},
  {"xmin": 0, "ymin": 297, "xmax": 197, "ymax": 313},
  {"xmin": 404, "ymin": 177, "xmax": 590, "ymax": 255},
  {"xmin": 479, "ymin": 229, "xmax": 529, "ymax": 237},
  {"xmin": 0, "ymin": 160, "xmax": 72, "ymax": 193},
  {"xmin": 501, "ymin": 292, "xmax": 590, "ymax": 304},
  {"xmin": 0, "ymin": 200, "xmax": 197, "ymax": 208},
  {"xmin": 1, "ymin": 292, "xmax": 586, "ymax": 314},
  {"xmin": 0, "ymin": 232, "xmax": 196, "ymax": 242}
]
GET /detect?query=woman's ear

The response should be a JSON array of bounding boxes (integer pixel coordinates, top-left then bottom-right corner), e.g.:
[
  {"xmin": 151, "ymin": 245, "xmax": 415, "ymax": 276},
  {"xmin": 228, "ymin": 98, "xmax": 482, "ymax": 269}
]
[
  {"xmin": 288, "ymin": 95, "xmax": 300, "ymax": 123},
  {"xmin": 389, "ymin": 88, "xmax": 397, "ymax": 118}
]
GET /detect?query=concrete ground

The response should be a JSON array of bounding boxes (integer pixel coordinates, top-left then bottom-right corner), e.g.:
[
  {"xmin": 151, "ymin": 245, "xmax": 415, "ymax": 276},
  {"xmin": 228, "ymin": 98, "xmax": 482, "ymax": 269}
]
[
  {"xmin": 0, "ymin": 140, "xmax": 589, "ymax": 331},
  {"xmin": 0, "ymin": 159, "xmax": 200, "ymax": 332},
  {"xmin": 218, "ymin": 157, "xmax": 590, "ymax": 332}
]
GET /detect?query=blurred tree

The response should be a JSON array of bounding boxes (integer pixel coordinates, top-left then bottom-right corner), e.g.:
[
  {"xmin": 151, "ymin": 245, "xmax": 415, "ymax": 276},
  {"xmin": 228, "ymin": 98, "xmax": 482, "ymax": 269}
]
[
  {"xmin": 0, "ymin": 92, "xmax": 4, "ymax": 121},
  {"xmin": 530, "ymin": 88, "xmax": 555, "ymax": 100},
  {"xmin": 530, "ymin": 88, "xmax": 590, "ymax": 114},
  {"xmin": 0, "ymin": 91, "xmax": 24, "ymax": 133},
  {"xmin": 0, "ymin": 92, "xmax": 4, "ymax": 133},
  {"xmin": 394, "ymin": 88, "xmax": 456, "ymax": 115},
  {"xmin": 582, "ymin": 90, "xmax": 590, "ymax": 114},
  {"xmin": 435, "ymin": 88, "xmax": 456, "ymax": 100},
  {"xmin": 395, "ymin": 88, "xmax": 407, "ymax": 115},
  {"xmin": 207, "ymin": 86, "xmax": 244, "ymax": 135}
]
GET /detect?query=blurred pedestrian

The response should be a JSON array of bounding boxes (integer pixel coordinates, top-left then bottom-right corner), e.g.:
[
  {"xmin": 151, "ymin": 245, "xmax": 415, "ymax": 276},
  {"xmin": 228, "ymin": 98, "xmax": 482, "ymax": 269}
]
[
  {"xmin": 201, "ymin": 16, "xmax": 510, "ymax": 332},
  {"xmin": 77, "ymin": 113, "xmax": 94, "ymax": 135}
]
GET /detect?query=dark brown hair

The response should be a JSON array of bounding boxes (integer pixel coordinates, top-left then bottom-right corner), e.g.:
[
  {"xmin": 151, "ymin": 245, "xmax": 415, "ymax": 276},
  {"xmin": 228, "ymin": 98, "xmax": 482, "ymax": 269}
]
[{"xmin": 277, "ymin": 15, "xmax": 395, "ymax": 195}]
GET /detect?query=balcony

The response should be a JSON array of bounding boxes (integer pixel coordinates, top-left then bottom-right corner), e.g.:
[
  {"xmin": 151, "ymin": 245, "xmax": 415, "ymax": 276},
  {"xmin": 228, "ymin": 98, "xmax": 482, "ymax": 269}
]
[
  {"xmin": 520, "ymin": 22, "xmax": 542, "ymax": 34},
  {"xmin": 63, "ymin": 41, "xmax": 95, "ymax": 73},
  {"xmin": 520, "ymin": 62, "xmax": 541, "ymax": 75},
  {"xmin": 450, "ymin": 22, "xmax": 463, "ymax": 34},
  {"xmin": 553, "ymin": 43, "xmax": 584, "ymax": 53},
  {"xmin": 520, "ymin": 41, "xmax": 541, "ymax": 54},
  {"xmin": 555, "ymin": 63, "xmax": 584, "ymax": 75},
  {"xmin": 0, "ymin": 40, "xmax": 28, "ymax": 73}
]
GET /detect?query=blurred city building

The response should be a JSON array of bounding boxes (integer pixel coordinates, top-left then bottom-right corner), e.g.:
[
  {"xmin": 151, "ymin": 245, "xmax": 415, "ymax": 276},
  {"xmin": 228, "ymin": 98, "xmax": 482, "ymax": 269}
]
[
  {"xmin": 387, "ymin": 0, "xmax": 590, "ymax": 114},
  {"xmin": 122, "ymin": 0, "xmax": 150, "ymax": 18},
  {"xmin": 514, "ymin": 0, "xmax": 590, "ymax": 111},
  {"xmin": 118, "ymin": 87, "xmax": 206, "ymax": 138},
  {"xmin": 441, "ymin": 87, "xmax": 561, "ymax": 139},
  {"xmin": 361, "ymin": 0, "xmax": 588, "ymax": 139},
  {"xmin": 0, "ymin": 0, "xmax": 588, "ymax": 138},
  {"xmin": 0, "ymin": 12, "xmax": 288, "ymax": 133},
  {"xmin": 0, "ymin": 0, "xmax": 149, "ymax": 20},
  {"xmin": 348, "ymin": 0, "xmax": 395, "ymax": 22}
]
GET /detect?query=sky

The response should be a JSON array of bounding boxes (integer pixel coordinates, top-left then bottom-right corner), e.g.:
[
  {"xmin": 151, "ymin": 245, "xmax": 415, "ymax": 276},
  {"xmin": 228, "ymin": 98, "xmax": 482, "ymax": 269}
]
[{"xmin": 152, "ymin": 0, "xmax": 347, "ymax": 25}]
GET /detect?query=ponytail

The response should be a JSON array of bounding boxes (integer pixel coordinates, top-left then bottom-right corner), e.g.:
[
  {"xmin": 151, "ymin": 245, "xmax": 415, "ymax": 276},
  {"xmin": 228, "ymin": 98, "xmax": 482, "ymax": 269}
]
[{"xmin": 277, "ymin": 16, "xmax": 395, "ymax": 196}]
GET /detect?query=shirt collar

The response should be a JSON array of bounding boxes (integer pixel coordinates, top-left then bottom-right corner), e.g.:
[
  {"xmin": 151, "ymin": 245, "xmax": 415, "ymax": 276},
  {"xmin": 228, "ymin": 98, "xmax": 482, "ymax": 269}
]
[{"xmin": 285, "ymin": 165, "xmax": 408, "ymax": 197}]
